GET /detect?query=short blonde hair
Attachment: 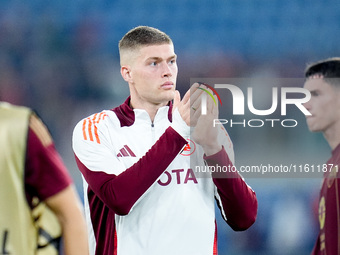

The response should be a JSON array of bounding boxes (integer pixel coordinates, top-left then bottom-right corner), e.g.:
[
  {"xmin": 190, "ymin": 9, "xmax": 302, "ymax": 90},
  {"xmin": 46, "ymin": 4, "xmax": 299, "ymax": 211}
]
[{"xmin": 119, "ymin": 26, "xmax": 172, "ymax": 56}]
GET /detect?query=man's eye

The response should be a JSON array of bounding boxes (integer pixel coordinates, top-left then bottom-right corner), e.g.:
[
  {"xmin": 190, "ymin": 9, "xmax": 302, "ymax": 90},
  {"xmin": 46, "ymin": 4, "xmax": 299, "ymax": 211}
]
[
  {"xmin": 150, "ymin": 62, "xmax": 157, "ymax": 66},
  {"xmin": 169, "ymin": 59, "xmax": 176, "ymax": 65}
]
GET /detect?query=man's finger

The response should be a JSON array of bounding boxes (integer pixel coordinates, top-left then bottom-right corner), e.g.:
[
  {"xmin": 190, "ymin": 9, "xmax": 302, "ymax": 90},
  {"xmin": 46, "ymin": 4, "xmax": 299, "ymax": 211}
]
[
  {"xmin": 180, "ymin": 88, "xmax": 192, "ymax": 106},
  {"xmin": 172, "ymin": 90, "xmax": 181, "ymax": 113},
  {"xmin": 189, "ymin": 84, "xmax": 203, "ymax": 107},
  {"xmin": 212, "ymin": 95, "xmax": 219, "ymax": 116}
]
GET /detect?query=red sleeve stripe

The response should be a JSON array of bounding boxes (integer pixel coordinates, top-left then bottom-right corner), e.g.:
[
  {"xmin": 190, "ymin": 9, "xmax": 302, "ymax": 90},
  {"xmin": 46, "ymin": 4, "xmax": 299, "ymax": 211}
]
[
  {"xmin": 82, "ymin": 112, "xmax": 108, "ymax": 144},
  {"xmin": 82, "ymin": 118, "xmax": 88, "ymax": 141},
  {"xmin": 213, "ymin": 221, "xmax": 218, "ymax": 255},
  {"xmin": 114, "ymin": 227, "xmax": 118, "ymax": 255},
  {"xmin": 88, "ymin": 118, "xmax": 94, "ymax": 141},
  {"xmin": 92, "ymin": 113, "xmax": 100, "ymax": 143}
]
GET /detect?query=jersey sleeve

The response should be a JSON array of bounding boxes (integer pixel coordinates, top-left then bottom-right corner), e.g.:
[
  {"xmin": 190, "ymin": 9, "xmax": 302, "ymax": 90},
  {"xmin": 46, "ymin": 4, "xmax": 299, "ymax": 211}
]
[
  {"xmin": 72, "ymin": 115, "xmax": 188, "ymax": 216},
  {"xmin": 25, "ymin": 114, "xmax": 72, "ymax": 206},
  {"xmin": 205, "ymin": 126, "xmax": 258, "ymax": 231}
]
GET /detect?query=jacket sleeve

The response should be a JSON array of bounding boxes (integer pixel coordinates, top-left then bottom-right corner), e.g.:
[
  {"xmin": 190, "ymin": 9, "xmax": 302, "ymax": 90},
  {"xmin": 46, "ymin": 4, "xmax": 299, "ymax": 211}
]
[
  {"xmin": 26, "ymin": 114, "xmax": 72, "ymax": 204},
  {"xmin": 205, "ymin": 126, "xmax": 258, "ymax": 231},
  {"xmin": 73, "ymin": 117, "xmax": 187, "ymax": 216}
]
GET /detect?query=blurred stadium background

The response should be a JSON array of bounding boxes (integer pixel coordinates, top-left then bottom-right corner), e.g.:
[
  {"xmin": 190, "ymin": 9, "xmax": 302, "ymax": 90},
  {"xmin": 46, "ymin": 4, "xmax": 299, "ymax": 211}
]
[{"xmin": 1, "ymin": 0, "xmax": 339, "ymax": 254}]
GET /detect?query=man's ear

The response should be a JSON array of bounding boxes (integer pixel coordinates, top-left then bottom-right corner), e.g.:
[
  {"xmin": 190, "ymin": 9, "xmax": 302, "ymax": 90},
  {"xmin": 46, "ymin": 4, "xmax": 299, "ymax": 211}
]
[{"xmin": 121, "ymin": 66, "xmax": 132, "ymax": 83}]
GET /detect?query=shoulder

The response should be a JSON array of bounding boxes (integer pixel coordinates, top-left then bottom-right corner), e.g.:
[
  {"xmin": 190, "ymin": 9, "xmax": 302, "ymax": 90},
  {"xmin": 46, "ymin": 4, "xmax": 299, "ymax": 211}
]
[
  {"xmin": 73, "ymin": 110, "xmax": 119, "ymax": 143},
  {"xmin": 0, "ymin": 101, "xmax": 30, "ymax": 112},
  {"xmin": 29, "ymin": 114, "xmax": 53, "ymax": 147},
  {"xmin": 0, "ymin": 102, "xmax": 32, "ymax": 123}
]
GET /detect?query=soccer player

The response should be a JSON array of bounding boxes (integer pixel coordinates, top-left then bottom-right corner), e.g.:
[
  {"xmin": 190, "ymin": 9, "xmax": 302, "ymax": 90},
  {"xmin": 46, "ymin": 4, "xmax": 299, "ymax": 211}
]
[
  {"xmin": 72, "ymin": 26, "xmax": 257, "ymax": 255},
  {"xmin": 303, "ymin": 58, "xmax": 340, "ymax": 255},
  {"xmin": 0, "ymin": 102, "xmax": 88, "ymax": 255}
]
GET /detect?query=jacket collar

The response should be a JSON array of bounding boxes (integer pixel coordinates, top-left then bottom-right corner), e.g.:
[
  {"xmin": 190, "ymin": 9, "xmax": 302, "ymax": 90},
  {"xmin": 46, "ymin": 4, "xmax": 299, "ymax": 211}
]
[{"xmin": 112, "ymin": 96, "xmax": 173, "ymax": 127}]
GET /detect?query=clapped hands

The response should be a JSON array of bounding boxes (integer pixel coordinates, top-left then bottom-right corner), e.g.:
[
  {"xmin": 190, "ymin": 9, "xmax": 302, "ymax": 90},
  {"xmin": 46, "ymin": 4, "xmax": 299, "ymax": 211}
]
[{"xmin": 172, "ymin": 83, "xmax": 222, "ymax": 156}]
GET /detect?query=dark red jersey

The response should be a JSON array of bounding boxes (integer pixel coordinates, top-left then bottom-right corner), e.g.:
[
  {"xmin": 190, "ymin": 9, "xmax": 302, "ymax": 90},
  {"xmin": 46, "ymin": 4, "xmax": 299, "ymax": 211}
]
[{"xmin": 312, "ymin": 144, "xmax": 340, "ymax": 255}]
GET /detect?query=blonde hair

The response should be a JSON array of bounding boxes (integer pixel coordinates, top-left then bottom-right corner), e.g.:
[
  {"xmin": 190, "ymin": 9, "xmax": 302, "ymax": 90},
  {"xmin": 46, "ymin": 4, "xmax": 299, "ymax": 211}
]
[{"xmin": 119, "ymin": 26, "xmax": 173, "ymax": 66}]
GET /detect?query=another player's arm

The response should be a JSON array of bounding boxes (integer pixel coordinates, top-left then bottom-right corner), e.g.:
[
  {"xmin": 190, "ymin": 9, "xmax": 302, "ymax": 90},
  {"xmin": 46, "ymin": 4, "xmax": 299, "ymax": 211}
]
[
  {"xmin": 45, "ymin": 186, "xmax": 89, "ymax": 255},
  {"xmin": 27, "ymin": 114, "xmax": 89, "ymax": 254}
]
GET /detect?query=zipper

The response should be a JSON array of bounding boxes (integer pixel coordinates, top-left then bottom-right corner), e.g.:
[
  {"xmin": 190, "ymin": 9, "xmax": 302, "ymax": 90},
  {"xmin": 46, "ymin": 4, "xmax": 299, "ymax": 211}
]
[{"xmin": 151, "ymin": 122, "xmax": 155, "ymax": 142}]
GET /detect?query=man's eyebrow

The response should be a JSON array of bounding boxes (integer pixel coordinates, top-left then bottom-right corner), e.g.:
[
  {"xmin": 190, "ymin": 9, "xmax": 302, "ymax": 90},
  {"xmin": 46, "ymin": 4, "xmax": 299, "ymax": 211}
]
[
  {"xmin": 146, "ymin": 55, "xmax": 177, "ymax": 61},
  {"xmin": 146, "ymin": 57, "xmax": 161, "ymax": 61}
]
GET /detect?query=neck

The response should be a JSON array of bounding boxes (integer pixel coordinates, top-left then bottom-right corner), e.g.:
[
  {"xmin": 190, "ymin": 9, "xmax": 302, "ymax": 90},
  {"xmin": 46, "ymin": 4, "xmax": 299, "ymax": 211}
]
[{"xmin": 324, "ymin": 122, "xmax": 340, "ymax": 150}]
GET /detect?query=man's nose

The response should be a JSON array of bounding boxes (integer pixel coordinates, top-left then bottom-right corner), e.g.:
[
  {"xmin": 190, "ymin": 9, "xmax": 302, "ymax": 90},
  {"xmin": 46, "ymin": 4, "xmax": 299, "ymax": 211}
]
[
  {"xmin": 161, "ymin": 62, "xmax": 172, "ymax": 78},
  {"xmin": 302, "ymin": 100, "xmax": 311, "ymax": 111}
]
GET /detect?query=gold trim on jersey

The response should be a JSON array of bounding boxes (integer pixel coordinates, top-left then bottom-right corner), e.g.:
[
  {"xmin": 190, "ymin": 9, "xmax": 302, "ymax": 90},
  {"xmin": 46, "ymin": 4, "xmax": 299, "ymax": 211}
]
[{"xmin": 29, "ymin": 114, "xmax": 53, "ymax": 147}]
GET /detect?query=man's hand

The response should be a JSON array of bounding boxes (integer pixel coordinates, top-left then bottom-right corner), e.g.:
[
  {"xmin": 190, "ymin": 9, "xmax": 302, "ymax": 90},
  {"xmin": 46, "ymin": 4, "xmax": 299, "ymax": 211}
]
[
  {"xmin": 172, "ymin": 83, "xmax": 202, "ymax": 127},
  {"xmin": 192, "ymin": 86, "xmax": 222, "ymax": 156},
  {"xmin": 172, "ymin": 83, "xmax": 223, "ymax": 155}
]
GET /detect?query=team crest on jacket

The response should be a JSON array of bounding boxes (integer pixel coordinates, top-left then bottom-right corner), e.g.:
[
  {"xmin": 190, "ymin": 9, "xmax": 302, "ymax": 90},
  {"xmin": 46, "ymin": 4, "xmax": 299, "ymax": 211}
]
[{"xmin": 180, "ymin": 139, "xmax": 196, "ymax": 156}]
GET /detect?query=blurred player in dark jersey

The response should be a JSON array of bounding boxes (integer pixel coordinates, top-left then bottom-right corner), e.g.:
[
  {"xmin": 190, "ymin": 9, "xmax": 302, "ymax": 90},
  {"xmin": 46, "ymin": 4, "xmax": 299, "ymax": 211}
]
[
  {"xmin": 303, "ymin": 58, "xmax": 340, "ymax": 255},
  {"xmin": 0, "ymin": 102, "xmax": 88, "ymax": 255}
]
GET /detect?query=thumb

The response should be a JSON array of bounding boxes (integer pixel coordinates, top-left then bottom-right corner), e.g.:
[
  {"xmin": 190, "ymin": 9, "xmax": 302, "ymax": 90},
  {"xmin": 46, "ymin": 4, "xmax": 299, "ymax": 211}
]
[{"xmin": 172, "ymin": 90, "xmax": 181, "ymax": 113}]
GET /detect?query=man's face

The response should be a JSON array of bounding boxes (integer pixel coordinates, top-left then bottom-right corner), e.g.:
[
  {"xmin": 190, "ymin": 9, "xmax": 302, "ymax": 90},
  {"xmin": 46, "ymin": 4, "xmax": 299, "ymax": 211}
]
[
  {"xmin": 126, "ymin": 43, "xmax": 178, "ymax": 107},
  {"xmin": 303, "ymin": 78, "xmax": 340, "ymax": 133}
]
